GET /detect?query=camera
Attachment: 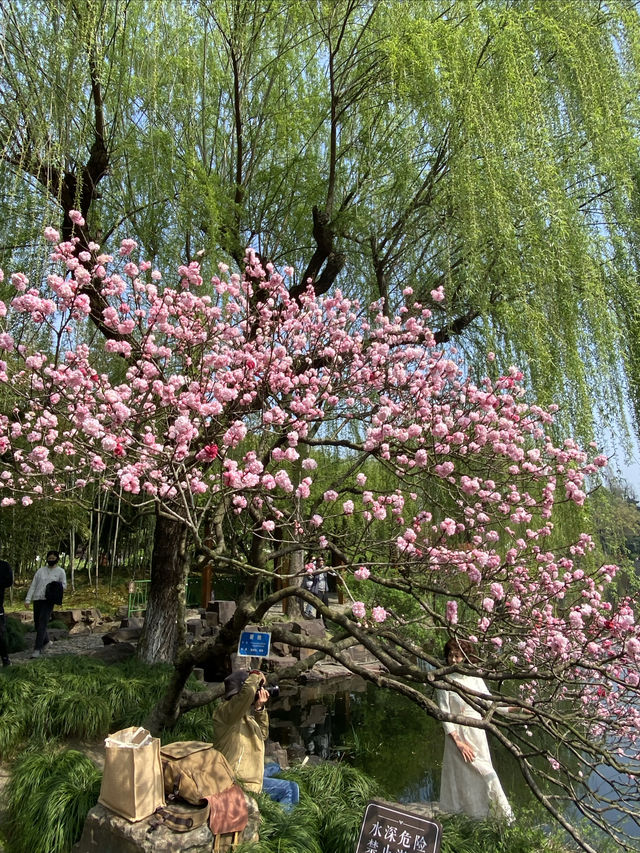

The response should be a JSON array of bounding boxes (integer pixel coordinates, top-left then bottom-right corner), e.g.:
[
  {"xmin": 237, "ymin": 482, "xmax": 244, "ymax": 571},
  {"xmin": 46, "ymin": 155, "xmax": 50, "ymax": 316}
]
[{"xmin": 256, "ymin": 684, "xmax": 280, "ymax": 702}]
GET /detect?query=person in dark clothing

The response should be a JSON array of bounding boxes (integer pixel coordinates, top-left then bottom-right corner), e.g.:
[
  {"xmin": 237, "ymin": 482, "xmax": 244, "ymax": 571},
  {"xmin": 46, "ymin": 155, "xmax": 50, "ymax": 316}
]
[{"xmin": 0, "ymin": 558, "xmax": 14, "ymax": 667}]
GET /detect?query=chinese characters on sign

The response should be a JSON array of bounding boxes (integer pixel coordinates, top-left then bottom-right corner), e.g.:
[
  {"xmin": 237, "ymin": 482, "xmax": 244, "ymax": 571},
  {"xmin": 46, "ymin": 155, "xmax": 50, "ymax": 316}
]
[
  {"xmin": 237, "ymin": 630, "xmax": 271, "ymax": 658},
  {"xmin": 355, "ymin": 801, "xmax": 442, "ymax": 853}
]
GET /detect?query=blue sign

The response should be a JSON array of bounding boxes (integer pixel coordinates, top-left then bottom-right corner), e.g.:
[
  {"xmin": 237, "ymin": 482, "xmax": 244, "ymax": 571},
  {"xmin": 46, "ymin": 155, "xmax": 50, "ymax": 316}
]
[{"xmin": 237, "ymin": 630, "xmax": 271, "ymax": 658}]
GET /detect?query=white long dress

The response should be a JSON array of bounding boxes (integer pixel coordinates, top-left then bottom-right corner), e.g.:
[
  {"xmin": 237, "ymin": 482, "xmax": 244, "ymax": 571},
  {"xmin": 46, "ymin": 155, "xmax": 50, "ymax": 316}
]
[{"xmin": 436, "ymin": 673, "xmax": 513, "ymax": 820}]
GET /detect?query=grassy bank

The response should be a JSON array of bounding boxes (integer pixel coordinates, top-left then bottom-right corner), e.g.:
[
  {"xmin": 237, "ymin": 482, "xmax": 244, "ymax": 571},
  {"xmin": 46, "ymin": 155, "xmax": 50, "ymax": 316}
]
[{"xmin": 0, "ymin": 655, "xmax": 580, "ymax": 853}]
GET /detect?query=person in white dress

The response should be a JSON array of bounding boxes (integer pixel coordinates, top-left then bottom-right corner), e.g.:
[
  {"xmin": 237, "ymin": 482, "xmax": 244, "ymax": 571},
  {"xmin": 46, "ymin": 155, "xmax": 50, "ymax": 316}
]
[{"xmin": 436, "ymin": 638, "xmax": 513, "ymax": 821}]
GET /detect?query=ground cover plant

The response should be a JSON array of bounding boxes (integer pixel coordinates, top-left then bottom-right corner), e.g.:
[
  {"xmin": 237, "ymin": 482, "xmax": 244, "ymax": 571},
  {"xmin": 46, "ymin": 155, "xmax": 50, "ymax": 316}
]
[
  {"xmin": 4, "ymin": 616, "xmax": 26, "ymax": 654},
  {"xmin": 2, "ymin": 747, "xmax": 102, "ymax": 853},
  {"xmin": 1, "ymin": 735, "xmax": 574, "ymax": 853},
  {"xmin": 0, "ymin": 656, "xmax": 171, "ymax": 757}
]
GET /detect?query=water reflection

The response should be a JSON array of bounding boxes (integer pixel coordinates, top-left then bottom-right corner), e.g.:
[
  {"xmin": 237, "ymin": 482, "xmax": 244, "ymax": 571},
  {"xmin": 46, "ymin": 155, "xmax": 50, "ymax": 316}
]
[
  {"xmin": 269, "ymin": 676, "xmax": 443, "ymax": 802},
  {"xmin": 268, "ymin": 676, "xmax": 530, "ymax": 807},
  {"xmin": 271, "ymin": 677, "xmax": 639, "ymax": 848},
  {"xmin": 268, "ymin": 676, "xmax": 368, "ymax": 764}
]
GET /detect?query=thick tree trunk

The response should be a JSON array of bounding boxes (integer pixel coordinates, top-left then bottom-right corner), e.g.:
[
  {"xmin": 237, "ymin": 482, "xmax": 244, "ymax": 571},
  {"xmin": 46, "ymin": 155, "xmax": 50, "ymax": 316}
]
[
  {"xmin": 137, "ymin": 512, "xmax": 188, "ymax": 664},
  {"xmin": 287, "ymin": 549, "xmax": 306, "ymax": 618}
]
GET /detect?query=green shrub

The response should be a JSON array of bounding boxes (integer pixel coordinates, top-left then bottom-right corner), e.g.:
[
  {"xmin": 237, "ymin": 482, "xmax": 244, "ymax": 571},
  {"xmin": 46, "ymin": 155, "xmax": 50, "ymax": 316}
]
[
  {"xmin": 4, "ymin": 747, "xmax": 101, "ymax": 853},
  {"xmin": 48, "ymin": 618, "xmax": 69, "ymax": 630},
  {"xmin": 233, "ymin": 765, "xmax": 575, "ymax": 853},
  {"xmin": 436, "ymin": 811, "xmax": 568, "ymax": 853},
  {"xmin": 0, "ymin": 655, "xmax": 170, "ymax": 757},
  {"xmin": 236, "ymin": 762, "xmax": 385, "ymax": 853},
  {"xmin": 5, "ymin": 615, "xmax": 27, "ymax": 653},
  {"xmin": 163, "ymin": 704, "xmax": 215, "ymax": 743}
]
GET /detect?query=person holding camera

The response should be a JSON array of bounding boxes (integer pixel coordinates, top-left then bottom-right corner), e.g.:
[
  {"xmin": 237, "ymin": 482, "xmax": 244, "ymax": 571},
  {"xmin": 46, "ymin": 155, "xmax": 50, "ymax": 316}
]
[{"xmin": 212, "ymin": 668, "xmax": 299, "ymax": 810}]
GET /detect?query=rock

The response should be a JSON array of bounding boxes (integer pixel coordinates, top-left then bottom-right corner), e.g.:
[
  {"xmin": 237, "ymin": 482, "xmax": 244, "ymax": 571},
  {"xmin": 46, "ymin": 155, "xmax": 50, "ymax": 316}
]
[
  {"xmin": 103, "ymin": 627, "xmax": 142, "ymax": 645},
  {"xmin": 120, "ymin": 616, "xmax": 144, "ymax": 630},
  {"xmin": 12, "ymin": 610, "xmax": 33, "ymax": 623},
  {"xmin": 298, "ymin": 647, "xmax": 316, "ymax": 661},
  {"xmin": 69, "ymin": 623, "xmax": 92, "ymax": 636},
  {"xmin": 82, "ymin": 608, "xmax": 102, "ymax": 622},
  {"xmin": 74, "ymin": 798, "xmax": 260, "ymax": 852},
  {"xmin": 344, "ymin": 644, "xmax": 376, "ymax": 664},
  {"xmin": 264, "ymin": 741, "xmax": 289, "ymax": 768},
  {"xmin": 285, "ymin": 743, "xmax": 307, "ymax": 764},
  {"xmin": 302, "ymin": 704, "xmax": 327, "ymax": 726},
  {"xmin": 270, "ymin": 641, "xmax": 290, "ymax": 657},
  {"xmin": 205, "ymin": 600, "xmax": 236, "ymax": 624},
  {"xmin": 53, "ymin": 609, "xmax": 84, "ymax": 627},
  {"xmin": 47, "ymin": 628, "xmax": 70, "ymax": 641},
  {"xmin": 88, "ymin": 643, "xmax": 137, "ymax": 663},
  {"xmin": 298, "ymin": 620, "xmax": 327, "ymax": 639},
  {"xmin": 115, "ymin": 606, "xmax": 129, "ymax": 620},
  {"xmin": 266, "ymin": 655, "xmax": 297, "ymax": 670},
  {"xmin": 186, "ymin": 619, "xmax": 203, "ymax": 638}
]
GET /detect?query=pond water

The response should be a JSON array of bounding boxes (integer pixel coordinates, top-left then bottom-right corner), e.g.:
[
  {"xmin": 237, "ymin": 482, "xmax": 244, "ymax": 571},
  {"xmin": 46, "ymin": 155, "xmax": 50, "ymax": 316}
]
[
  {"xmin": 268, "ymin": 675, "xmax": 640, "ymax": 849},
  {"xmin": 267, "ymin": 675, "xmax": 530, "ymax": 808}
]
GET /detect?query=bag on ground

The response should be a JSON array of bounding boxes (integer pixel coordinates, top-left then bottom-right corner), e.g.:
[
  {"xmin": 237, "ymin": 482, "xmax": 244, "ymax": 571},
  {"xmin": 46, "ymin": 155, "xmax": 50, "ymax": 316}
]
[
  {"xmin": 160, "ymin": 741, "xmax": 249, "ymax": 842},
  {"xmin": 98, "ymin": 726, "xmax": 165, "ymax": 822},
  {"xmin": 160, "ymin": 740, "xmax": 235, "ymax": 804}
]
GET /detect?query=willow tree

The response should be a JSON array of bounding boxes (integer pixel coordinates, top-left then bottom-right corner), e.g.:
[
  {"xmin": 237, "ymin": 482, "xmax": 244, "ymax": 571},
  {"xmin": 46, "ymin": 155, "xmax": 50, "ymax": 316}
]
[
  {"xmin": 2, "ymin": 1, "xmax": 640, "ymax": 428},
  {"xmin": 2, "ymin": 0, "xmax": 640, "ymax": 659}
]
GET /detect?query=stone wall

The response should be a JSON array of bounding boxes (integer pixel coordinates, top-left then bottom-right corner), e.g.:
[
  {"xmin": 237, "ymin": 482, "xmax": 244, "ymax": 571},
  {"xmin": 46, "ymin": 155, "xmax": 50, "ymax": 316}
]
[{"xmin": 74, "ymin": 796, "xmax": 260, "ymax": 853}]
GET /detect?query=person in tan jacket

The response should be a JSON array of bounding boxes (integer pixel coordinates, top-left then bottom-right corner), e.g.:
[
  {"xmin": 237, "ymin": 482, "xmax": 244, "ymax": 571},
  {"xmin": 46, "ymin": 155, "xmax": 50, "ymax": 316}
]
[
  {"xmin": 212, "ymin": 668, "xmax": 299, "ymax": 810},
  {"xmin": 212, "ymin": 669, "xmax": 269, "ymax": 792}
]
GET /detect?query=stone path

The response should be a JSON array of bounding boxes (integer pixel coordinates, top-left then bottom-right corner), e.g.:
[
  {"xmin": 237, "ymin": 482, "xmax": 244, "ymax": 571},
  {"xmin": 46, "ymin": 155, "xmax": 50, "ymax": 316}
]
[{"xmin": 6, "ymin": 631, "xmax": 110, "ymax": 665}]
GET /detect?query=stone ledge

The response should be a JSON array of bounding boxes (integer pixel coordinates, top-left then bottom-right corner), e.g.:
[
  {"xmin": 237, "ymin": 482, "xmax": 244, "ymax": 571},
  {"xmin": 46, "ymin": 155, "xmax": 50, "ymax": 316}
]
[{"xmin": 74, "ymin": 797, "xmax": 260, "ymax": 853}]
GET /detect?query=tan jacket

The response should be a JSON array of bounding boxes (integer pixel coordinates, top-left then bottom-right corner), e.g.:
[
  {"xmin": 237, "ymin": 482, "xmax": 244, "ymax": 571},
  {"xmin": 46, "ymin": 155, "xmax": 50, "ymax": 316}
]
[{"xmin": 212, "ymin": 671, "xmax": 269, "ymax": 792}]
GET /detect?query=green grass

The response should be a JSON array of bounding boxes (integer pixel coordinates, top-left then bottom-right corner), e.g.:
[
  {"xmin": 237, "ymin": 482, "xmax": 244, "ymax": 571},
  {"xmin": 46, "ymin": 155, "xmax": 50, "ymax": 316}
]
[
  {"xmin": 0, "ymin": 655, "xmax": 171, "ymax": 756},
  {"xmin": 3, "ymin": 747, "xmax": 102, "ymax": 853}
]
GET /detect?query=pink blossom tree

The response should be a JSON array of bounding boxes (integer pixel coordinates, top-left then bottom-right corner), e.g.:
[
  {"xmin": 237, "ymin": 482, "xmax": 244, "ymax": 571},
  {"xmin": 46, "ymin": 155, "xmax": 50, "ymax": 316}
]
[{"xmin": 1, "ymin": 232, "xmax": 640, "ymax": 850}]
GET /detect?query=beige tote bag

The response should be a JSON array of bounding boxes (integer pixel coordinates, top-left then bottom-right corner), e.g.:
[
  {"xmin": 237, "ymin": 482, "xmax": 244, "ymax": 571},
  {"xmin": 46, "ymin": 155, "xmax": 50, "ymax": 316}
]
[{"xmin": 98, "ymin": 726, "xmax": 165, "ymax": 822}]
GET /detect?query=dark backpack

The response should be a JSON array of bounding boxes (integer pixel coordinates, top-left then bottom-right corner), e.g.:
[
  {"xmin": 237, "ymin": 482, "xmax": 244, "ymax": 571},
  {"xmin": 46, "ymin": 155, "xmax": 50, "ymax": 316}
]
[{"xmin": 45, "ymin": 581, "xmax": 64, "ymax": 605}]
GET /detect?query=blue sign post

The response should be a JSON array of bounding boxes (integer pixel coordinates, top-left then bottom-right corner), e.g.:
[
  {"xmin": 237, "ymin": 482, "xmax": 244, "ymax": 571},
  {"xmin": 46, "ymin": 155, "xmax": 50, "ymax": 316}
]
[{"xmin": 237, "ymin": 630, "xmax": 271, "ymax": 658}]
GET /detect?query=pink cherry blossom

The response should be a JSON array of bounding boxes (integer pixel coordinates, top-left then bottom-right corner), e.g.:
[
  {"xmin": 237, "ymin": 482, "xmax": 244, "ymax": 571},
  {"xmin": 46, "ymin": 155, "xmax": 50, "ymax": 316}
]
[
  {"xmin": 371, "ymin": 606, "xmax": 387, "ymax": 623},
  {"xmin": 0, "ymin": 231, "xmax": 636, "ymax": 842},
  {"xmin": 352, "ymin": 601, "xmax": 366, "ymax": 619}
]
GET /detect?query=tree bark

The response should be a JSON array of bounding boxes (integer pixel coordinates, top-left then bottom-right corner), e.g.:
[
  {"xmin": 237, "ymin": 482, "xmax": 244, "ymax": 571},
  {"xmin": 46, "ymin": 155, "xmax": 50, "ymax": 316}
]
[{"xmin": 137, "ymin": 512, "xmax": 188, "ymax": 664}]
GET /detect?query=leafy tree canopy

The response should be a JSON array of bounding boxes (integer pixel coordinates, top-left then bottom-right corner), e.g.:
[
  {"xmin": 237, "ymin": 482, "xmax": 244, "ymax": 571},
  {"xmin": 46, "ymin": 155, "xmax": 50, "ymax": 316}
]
[{"xmin": 1, "ymin": 1, "xmax": 640, "ymax": 440}]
